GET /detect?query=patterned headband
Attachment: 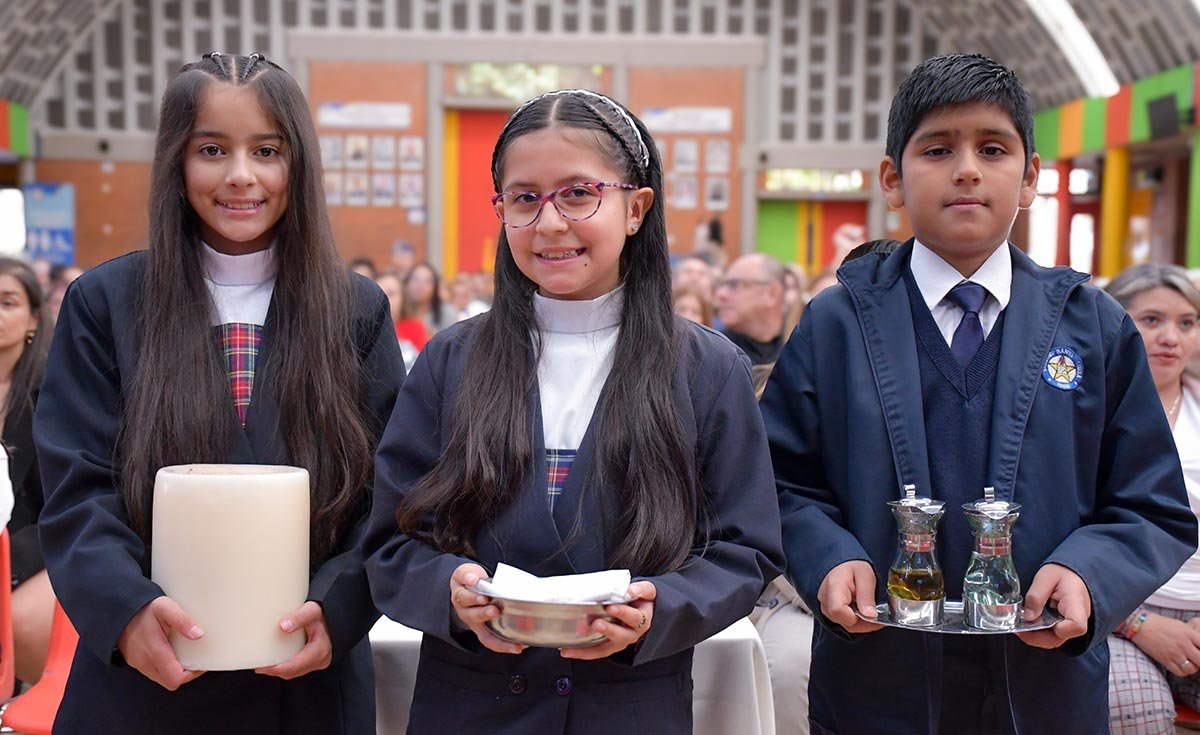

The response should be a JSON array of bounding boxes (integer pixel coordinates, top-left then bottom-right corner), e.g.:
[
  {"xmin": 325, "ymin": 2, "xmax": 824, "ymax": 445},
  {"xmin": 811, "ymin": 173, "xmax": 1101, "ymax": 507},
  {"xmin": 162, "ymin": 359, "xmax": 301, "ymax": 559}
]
[{"xmin": 503, "ymin": 89, "xmax": 651, "ymax": 171}]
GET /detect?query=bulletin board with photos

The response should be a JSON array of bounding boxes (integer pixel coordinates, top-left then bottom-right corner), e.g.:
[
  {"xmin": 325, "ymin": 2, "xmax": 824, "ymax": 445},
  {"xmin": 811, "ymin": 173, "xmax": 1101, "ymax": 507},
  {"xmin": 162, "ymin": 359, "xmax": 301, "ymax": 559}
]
[
  {"xmin": 317, "ymin": 102, "xmax": 427, "ymax": 227},
  {"xmin": 645, "ymin": 107, "xmax": 734, "ymax": 219}
]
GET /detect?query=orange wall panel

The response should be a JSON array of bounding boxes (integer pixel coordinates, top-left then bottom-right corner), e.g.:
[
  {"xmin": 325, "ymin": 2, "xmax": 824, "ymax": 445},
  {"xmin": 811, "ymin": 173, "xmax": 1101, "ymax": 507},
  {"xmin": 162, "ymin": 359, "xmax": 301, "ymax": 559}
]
[
  {"xmin": 1105, "ymin": 85, "xmax": 1132, "ymax": 148},
  {"xmin": 627, "ymin": 67, "xmax": 744, "ymax": 262},
  {"xmin": 308, "ymin": 60, "xmax": 427, "ymax": 271},
  {"xmin": 33, "ymin": 160, "xmax": 152, "ymax": 267},
  {"xmin": 1057, "ymin": 99, "xmax": 1084, "ymax": 159}
]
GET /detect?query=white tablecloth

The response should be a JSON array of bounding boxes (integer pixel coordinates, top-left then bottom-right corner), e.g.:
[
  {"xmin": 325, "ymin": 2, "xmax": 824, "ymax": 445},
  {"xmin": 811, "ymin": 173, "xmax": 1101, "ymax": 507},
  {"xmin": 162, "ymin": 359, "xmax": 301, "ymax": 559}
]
[{"xmin": 369, "ymin": 616, "xmax": 775, "ymax": 735}]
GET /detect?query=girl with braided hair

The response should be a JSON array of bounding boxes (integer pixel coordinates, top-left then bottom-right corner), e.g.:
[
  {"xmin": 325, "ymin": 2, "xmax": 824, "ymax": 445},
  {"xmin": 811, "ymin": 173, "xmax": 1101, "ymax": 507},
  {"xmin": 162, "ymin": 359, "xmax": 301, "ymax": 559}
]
[
  {"xmin": 34, "ymin": 53, "xmax": 403, "ymax": 733},
  {"xmin": 364, "ymin": 89, "xmax": 783, "ymax": 733}
]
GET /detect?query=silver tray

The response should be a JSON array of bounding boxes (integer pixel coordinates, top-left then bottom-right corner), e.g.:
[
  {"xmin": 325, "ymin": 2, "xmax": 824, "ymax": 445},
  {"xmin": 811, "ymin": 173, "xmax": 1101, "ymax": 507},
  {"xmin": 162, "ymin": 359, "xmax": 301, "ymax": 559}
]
[
  {"xmin": 855, "ymin": 600, "xmax": 1062, "ymax": 635},
  {"xmin": 467, "ymin": 582, "xmax": 634, "ymax": 649}
]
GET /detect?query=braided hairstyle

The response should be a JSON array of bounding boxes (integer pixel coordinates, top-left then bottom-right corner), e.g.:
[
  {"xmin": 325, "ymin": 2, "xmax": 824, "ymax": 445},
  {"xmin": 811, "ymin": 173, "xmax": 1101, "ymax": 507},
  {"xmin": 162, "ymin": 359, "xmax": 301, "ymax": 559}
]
[
  {"xmin": 397, "ymin": 90, "xmax": 699, "ymax": 576},
  {"xmin": 123, "ymin": 53, "xmax": 375, "ymax": 563}
]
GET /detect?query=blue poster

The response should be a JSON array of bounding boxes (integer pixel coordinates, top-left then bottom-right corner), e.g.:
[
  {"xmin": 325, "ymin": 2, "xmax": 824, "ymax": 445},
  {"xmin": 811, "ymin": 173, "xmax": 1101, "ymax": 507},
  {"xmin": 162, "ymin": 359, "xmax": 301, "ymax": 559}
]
[{"xmin": 23, "ymin": 182, "xmax": 75, "ymax": 265}]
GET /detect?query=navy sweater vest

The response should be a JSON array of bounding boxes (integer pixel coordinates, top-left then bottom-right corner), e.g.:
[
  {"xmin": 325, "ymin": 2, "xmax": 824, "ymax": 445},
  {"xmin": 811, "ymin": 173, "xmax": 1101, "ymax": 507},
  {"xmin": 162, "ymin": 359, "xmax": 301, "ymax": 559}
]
[{"xmin": 903, "ymin": 270, "xmax": 1005, "ymax": 597}]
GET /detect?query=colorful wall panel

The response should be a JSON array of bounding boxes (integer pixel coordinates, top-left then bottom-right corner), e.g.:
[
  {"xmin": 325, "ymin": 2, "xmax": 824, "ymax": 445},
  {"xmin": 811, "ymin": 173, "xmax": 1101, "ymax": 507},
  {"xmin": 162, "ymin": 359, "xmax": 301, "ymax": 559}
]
[
  {"xmin": 1105, "ymin": 84, "xmax": 1133, "ymax": 149},
  {"xmin": 1081, "ymin": 97, "xmax": 1107, "ymax": 154},
  {"xmin": 756, "ymin": 199, "xmax": 867, "ymax": 275},
  {"xmin": 443, "ymin": 109, "xmax": 509, "ymax": 279},
  {"xmin": 1032, "ymin": 64, "xmax": 1196, "ymax": 164},
  {"xmin": 1033, "ymin": 107, "xmax": 1060, "ymax": 162},
  {"xmin": 0, "ymin": 100, "xmax": 29, "ymax": 156},
  {"xmin": 1130, "ymin": 64, "xmax": 1194, "ymax": 144},
  {"xmin": 1057, "ymin": 100, "xmax": 1083, "ymax": 160}
]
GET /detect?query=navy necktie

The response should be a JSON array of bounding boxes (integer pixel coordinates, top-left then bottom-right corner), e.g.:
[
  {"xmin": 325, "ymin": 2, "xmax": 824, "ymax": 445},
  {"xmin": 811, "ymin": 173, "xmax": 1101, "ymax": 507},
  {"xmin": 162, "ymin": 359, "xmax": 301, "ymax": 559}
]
[{"xmin": 945, "ymin": 281, "xmax": 986, "ymax": 368}]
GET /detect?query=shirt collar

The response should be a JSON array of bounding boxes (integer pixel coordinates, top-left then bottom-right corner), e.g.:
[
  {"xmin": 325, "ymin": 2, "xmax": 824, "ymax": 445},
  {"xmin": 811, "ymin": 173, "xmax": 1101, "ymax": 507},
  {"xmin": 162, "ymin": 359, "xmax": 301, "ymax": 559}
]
[
  {"xmin": 910, "ymin": 239, "xmax": 1011, "ymax": 312},
  {"xmin": 200, "ymin": 241, "xmax": 278, "ymax": 286},
  {"xmin": 534, "ymin": 286, "xmax": 623, "ymax": 334}
]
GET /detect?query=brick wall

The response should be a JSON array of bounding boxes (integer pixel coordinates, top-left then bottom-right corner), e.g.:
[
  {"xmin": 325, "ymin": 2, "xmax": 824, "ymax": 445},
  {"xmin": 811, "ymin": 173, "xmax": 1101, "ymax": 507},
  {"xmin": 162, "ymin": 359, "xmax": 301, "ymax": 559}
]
[
  {"xmin": 308, "ymin": 60, "xmax": 428, "ymax": 272},
  {"xmin": 33, "ymin": 160, "xmax": 152, "ymax": 267},
  {"xmin": 627, "ymin": 67, "xmax": 745, "ymax": 262}
]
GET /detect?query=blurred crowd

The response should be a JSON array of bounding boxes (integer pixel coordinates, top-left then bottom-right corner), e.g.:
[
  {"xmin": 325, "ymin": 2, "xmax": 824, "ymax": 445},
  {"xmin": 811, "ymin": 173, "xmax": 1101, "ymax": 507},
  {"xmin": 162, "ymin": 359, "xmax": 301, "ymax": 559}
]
[
  {"xmin": 350, "ymin": 242, "xmax": 1200, "ymax": 392},
  {"xmin": 350, "ymin": 238, "xmax": 856, "ymax": 381}
]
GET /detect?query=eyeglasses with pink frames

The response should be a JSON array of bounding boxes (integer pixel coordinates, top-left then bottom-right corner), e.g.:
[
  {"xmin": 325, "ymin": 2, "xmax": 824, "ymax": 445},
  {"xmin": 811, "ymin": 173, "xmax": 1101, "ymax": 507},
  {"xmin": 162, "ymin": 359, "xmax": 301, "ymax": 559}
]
[{"xmin": 491, "ymin": 181, "xmax": 637, "ymax": 228}]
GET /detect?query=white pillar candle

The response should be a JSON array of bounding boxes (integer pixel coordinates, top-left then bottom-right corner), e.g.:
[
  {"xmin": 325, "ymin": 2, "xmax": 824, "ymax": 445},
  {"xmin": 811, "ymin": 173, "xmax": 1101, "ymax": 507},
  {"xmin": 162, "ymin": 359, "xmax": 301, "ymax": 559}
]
[{"xmin": 151, "ymin": 464, "xmax": 309, "ymax": 671}]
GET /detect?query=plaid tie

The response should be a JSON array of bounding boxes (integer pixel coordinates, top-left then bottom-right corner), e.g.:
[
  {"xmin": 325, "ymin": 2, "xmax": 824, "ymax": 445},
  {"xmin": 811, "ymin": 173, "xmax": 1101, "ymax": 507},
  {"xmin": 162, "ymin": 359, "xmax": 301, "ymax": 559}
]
[
  {"xmin": 218, "ymin": 323, "xmax": 263, "ymax": 425},
  {"xmin": 945, "ymin": 282, "xmax": 986, "ymax": 368}
]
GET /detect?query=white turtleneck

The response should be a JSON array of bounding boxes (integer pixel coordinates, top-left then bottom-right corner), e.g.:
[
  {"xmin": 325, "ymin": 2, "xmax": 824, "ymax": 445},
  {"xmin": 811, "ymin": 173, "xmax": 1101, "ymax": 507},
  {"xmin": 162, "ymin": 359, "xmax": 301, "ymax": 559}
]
[
  {"xmin": 534, "ymin": 288, "xmax": 622, "ymax": 450},
  {"xmin": 200, "ymin": 242, "xmax": 278, "ymax": 326}
]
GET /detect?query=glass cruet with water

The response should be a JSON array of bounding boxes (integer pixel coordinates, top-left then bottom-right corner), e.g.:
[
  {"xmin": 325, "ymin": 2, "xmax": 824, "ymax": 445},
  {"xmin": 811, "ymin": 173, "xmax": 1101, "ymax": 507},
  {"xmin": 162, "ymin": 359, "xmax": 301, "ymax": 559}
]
[{"xmin": 962, "ymin": 486, "xmax": 1023, "ymax": 630}]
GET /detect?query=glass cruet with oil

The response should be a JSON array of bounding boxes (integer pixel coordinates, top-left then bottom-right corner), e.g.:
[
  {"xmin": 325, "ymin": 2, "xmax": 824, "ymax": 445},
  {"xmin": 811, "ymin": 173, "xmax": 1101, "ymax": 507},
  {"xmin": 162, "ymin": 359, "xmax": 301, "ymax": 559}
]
[
  {"xmin": 886, "ymin": 485, "xmax": 946, "ymax": 626},
  {"xmin": 962, "ymin": 487, "xmax": 1023, "ymax": 630}
]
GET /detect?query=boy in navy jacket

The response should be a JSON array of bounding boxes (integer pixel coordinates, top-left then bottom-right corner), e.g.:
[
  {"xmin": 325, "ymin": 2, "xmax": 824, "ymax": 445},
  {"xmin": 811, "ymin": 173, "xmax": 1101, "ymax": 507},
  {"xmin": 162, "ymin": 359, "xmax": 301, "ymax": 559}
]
[{"xmin": 761, "ymin": 54, "xmax": 1198, "ymax": 735}]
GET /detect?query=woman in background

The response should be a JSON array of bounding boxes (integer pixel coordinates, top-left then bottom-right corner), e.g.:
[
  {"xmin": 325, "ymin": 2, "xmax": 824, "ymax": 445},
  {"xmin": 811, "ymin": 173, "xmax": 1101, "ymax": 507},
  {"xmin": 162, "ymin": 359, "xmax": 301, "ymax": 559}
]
[
  {"xmin": 403, "ymin": 262, "xmax": 455, "ymax": 334},
  {"xmin": 0, "ymin": 258, "xmax": 53, "ymax": 687},
  {"xmin": 1105, "ymin": 263, "xmax": 1200, "ymax": 735},
  {"xmin": 376, "ymin": 269, "xmax": 424, "ymax": 364}
]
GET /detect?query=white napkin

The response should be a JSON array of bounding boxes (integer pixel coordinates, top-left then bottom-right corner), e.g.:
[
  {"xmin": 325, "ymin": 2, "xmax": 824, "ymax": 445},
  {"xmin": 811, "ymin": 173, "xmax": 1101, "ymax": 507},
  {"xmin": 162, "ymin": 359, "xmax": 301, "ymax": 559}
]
[{"xmin": 476, "ymin": 563, "xmax": 631, "ymax": 604}]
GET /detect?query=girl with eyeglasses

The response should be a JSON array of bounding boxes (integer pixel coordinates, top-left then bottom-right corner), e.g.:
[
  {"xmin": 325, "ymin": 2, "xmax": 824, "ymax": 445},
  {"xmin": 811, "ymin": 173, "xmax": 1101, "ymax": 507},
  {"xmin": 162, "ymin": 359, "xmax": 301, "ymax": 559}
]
[{"xmin": 363, "ymin": 89, "xmax": 783, "ymax": 734}]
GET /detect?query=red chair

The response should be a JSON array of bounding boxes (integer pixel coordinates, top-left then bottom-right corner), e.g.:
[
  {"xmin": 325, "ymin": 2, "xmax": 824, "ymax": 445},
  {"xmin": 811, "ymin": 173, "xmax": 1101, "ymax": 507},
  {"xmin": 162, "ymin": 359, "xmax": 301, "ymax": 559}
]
[
  {"xmin": 1178, "ymin": 702, "xmax": 1200, "ymax": 730},
  {"xmin": 0, "ymin": 530, "xmax": 15, "ymax": 701},
  {"xmin": 0, "ymin": 601, "xmax": 78, "ymax": 735}
]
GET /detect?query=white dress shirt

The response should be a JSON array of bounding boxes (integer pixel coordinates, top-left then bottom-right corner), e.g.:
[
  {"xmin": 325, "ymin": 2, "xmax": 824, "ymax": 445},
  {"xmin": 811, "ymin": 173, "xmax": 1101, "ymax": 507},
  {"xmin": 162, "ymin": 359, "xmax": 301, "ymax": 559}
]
[
  {"xmin": 200, "ymin": 242, "xmax": 278, "ymax": 326},
  {"xmin": 909, "ymin": 239, "xmax": 1012, "ymax": 346},
  {"xmin": 1147, "ymin": 379, "xmax": 1200, "ymax": 610},
  {"xmin": 534, "ymin": 288, "xmax": 622, "ymax": 450}
]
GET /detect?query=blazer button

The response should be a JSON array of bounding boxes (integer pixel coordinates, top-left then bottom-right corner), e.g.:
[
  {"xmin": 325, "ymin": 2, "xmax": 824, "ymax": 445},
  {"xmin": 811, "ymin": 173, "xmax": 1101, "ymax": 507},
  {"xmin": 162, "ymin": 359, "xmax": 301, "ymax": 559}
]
[
  {"xmin": 508, "ymin": 675, "xmax": 526, "ymax": 695},
  {"xmin": 554, "ymin": 676, "xmax": 573, "ymax": 696}
]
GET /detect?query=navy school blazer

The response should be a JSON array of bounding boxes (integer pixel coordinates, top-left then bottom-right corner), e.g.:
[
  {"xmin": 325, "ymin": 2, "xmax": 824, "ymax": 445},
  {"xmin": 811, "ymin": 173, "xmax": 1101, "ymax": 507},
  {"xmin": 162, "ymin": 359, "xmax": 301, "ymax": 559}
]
[
  {"xmin": 761, "ymin": 240, "xmax": 1197, "ymax": 735},
  {"xmin": 363, "ymin": 316, "xmax": 785, "ymax": 735},
  {"xmin": 33, "ymin": 252, "xmax": 405, "ymax": 735}
]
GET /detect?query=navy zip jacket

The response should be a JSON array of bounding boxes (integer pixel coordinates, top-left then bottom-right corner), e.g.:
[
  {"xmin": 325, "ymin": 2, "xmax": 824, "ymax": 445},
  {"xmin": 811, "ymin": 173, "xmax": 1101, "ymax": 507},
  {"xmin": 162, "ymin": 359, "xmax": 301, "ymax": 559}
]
[{"xmin": 761, "ymin": 240, "xmax": 1197, "ymax": 735}]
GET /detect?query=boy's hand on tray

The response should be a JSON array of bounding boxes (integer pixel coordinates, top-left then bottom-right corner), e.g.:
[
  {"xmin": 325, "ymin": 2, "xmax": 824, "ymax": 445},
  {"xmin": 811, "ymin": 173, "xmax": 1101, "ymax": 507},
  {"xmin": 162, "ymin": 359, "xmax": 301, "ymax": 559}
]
[
  {"xmin": 819, "ymin": 561, "xmax": 885, "ymax": 634},
  {"xmin": 1016, "ymin": 563, "xmax": 1091, "ymax": 649}
]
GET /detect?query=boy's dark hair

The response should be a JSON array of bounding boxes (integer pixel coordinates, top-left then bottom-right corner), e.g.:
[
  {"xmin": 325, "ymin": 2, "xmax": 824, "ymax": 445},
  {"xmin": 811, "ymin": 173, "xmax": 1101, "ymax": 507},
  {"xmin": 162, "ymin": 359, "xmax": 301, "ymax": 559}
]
[
  {"xmin": 886, "ymin": 53, "xmax": 1034, "ymax": 176},
  {"xmin": 398, "ymin": 90, "xmax": 699, "ymax": 576}
]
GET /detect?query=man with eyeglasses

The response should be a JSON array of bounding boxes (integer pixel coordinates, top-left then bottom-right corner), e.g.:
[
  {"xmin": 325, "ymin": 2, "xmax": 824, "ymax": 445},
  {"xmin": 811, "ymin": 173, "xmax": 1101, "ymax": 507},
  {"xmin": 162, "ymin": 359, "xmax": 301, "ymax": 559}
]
[{"xmin": 715, "ymin": 253, "xmax": 787, "ymax": 366}]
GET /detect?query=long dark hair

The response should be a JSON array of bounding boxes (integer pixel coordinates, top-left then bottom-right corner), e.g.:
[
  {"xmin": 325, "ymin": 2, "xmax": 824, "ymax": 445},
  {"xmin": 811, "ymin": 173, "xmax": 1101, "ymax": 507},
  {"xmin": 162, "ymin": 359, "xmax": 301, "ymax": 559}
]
[
  {"xmin": 397, "ymin": 90, "xmax": 696, "ymax": 576},
  {"xmin": 120, "ymin": 54, "xmax": 372, "ymax": 563},
  {"xmin": 0, "ymin": 258, "xmax": 49, "ymax": 421}
]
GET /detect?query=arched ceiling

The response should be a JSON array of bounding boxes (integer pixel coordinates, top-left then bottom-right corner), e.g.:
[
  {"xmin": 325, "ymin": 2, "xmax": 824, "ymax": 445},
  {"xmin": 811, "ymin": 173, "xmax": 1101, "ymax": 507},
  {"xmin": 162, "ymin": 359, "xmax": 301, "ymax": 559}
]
[
  {"xmin": 0, "ymin": 0, "xmax": 120, "ymax": 107},
  {"xmin": 0, "ymin": 0, "xmax": 1197, "ymax": 114},
  {"xmin": 915, "ymin": 0, "xmax": 1200, "ymax": 109}
]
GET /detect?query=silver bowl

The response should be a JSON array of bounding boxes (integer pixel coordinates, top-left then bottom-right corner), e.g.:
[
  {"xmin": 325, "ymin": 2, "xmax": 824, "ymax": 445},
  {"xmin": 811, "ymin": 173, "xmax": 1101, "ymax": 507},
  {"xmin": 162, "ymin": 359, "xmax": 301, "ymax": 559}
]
[{"xmin": 467, "ymin": 583, "xmax": 634, "ymax": 648}]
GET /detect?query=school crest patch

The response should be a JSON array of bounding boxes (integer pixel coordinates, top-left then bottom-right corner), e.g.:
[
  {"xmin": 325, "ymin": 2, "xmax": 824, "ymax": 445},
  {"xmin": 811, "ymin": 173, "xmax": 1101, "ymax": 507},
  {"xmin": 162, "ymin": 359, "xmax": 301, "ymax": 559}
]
[{"xmin": 1042, "ymin": 346, "xmax": 1083, "ymax": 391}]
